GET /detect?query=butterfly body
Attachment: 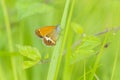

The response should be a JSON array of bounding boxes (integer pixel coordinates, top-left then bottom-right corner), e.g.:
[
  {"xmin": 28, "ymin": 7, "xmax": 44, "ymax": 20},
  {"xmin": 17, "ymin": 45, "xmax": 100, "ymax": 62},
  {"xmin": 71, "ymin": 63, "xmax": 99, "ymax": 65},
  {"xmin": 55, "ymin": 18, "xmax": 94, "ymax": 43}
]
[{"xmin": 35, "ymin": 25, "xmax": 60, "ymax": 46}]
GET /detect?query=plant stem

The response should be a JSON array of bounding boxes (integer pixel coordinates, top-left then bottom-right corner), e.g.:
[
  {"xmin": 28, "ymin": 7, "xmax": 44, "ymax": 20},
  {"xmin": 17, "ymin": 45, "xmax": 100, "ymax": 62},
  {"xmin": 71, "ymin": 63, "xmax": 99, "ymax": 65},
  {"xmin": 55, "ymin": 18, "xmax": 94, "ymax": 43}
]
[
  {"xmin": 47, "ymin": 0, "xmax": 71, "ymax": 80},
  {"xmin": 84, "ymin": 60, "xmax": 86, "ymax": 80},
  {"xmin": 111, "ymin": 40, "xmax": 119, "ymax": 80},
  {"xmin": 89, "ymin": 34, "xmax": 108, "ymax": 80},
  {"xmin": 62, "ymin": 0, "xmax": 76, "ymax": 79},
  {"xmin": 1, "ymin": 0, "xmax": 13, "ymax": 52},
  {"xmin": 1, "ymin": 1, "xmax": 18, "ymax": 80},
  {"xmin": 0, "ymin": 65, "xmax": 6, "ymax": 80}
]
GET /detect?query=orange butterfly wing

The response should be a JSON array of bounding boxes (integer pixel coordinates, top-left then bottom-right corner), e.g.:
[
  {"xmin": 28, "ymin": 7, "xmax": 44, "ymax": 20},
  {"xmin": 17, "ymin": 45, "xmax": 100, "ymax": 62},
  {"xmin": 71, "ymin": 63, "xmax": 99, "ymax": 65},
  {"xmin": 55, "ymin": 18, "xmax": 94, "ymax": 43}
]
[
  {"xmin": 35, "ymin": 26, "xmax": 56, "ymax": 38},
  {"xmin": 35, "ymin": 25, "xmax": 60, "ymax": 46}
]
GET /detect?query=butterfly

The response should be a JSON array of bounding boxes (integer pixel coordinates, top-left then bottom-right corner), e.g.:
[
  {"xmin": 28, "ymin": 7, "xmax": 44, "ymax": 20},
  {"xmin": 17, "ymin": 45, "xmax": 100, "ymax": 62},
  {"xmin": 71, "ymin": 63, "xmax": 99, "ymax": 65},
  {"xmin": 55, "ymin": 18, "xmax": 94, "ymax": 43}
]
[{"xmin": 35, "ymin": 25, "xmax": 60, "ymax": 46}]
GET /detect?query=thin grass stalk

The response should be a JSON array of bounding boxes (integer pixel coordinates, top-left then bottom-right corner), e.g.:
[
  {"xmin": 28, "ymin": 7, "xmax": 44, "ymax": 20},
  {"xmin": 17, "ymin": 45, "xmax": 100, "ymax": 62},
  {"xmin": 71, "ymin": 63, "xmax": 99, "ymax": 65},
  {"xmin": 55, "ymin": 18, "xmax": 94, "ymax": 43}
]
[
  {"xmin": 47, "ymin": 0, "xmax": 71, "ymax": 80},
  {"xmin": 89, "ymin": 34, "xmax": 108, "ymax": 80},
  {"xmin": 62, "ymin": 29, "xmax": 73, "ymax": 80},
  {"xmin": 1, "ymin": 0, "xmax": 13, "ymax": 51},
  {"xmin": 84, "ymin": 60, "xmax": 86, "ymax": 80},
  {"xmin": 1, "ymin": 0, "xmax": 18, "ymax": 80},
  {"xmin": 62, "ymin": 0, "xmax": 76, "ymax": 79},
  {"xmin": 0, "ymin": 65, "xmax": 6, "ymax": 80},
  {"xmin": 110, "ymin": 40, "xmax": 119, "ymax": 80}
]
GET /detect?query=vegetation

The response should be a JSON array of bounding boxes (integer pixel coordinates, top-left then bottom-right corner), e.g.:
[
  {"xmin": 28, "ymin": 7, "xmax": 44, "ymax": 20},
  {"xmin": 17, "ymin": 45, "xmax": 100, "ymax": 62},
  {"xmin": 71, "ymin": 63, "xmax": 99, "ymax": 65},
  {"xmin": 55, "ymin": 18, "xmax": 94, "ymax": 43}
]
[{"xmin": 0, "ymin": 0, "xmax": 120, "ymax": 80}]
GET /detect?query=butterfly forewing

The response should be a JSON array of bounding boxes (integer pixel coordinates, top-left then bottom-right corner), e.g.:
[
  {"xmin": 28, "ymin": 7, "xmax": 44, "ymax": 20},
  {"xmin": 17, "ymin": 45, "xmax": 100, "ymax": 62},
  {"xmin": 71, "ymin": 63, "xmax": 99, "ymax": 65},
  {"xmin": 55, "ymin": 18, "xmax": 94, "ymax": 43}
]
[
  {"xmin": 35, "ymin": 25, "xmax": 60, "ymax": 46},
  {"xmin": 35, "ymin": 26, "xmax": 56, "ymax": 38}
]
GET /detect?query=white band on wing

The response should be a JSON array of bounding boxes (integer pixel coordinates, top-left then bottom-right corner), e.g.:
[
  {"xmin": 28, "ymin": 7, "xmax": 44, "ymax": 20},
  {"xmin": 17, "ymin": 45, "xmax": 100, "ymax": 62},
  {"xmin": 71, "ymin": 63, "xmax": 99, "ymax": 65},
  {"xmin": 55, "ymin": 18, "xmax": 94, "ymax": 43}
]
[{"xmin": 44, "ymin": 36, "xmax": 55, "ymax": 44}]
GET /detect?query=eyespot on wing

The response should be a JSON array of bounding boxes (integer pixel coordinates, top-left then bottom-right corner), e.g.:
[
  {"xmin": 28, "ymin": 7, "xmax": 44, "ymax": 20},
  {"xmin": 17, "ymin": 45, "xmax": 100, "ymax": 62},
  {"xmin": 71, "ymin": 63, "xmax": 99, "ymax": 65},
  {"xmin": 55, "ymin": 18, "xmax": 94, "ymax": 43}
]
[{"xmin": 43, "ymin": 37, "xmax": 56, "ymax": 46}]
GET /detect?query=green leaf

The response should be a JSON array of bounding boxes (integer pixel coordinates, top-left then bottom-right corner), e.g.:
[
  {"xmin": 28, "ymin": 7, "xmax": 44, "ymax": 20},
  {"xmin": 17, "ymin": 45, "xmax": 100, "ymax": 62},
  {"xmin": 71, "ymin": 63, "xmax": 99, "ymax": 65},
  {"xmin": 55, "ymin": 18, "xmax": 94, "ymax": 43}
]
[
  {"xmin": 71, "ymin": 35, "xmax": 101, "ymax": 64},
  {"xmin": 71, "ymin": 22, "xmax": 84, "ymax": 34},
  {"xmin": 17, "ymin": 45, "xmax": 41, "ymax": 61},
  {"xmin": 16, "ymin": 1, "xmax": 54, "ymax": 20},
  {"xmin": 17, "ymin": 45, "xmax": 41, "ymax": 69},
  {"xmin": 80, "ymin": 35, "xmax": 101, "ymax": 49}
]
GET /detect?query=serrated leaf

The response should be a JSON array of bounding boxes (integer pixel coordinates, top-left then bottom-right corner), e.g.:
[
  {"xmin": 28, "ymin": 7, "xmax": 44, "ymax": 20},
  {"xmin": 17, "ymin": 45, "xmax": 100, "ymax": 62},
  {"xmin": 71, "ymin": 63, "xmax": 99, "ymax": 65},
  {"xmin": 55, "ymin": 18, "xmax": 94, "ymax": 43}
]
[
  {"xmin": 79, "ymin": 35, "xmax": 101, "ymax": 49},
  {"xmin": 17, "ymin": 45, "xmax": 41, "ymax": 69},
  {"xmin": 71, "ymin": 35, "xmax": 101, "ymax": 64},
  {"xmin": 16, "ymin": 1, "xmax": 54, "ymax": 20},
  {"xmin": 17, "ymin": 45, "xmax": 41, "ymax": 61}
]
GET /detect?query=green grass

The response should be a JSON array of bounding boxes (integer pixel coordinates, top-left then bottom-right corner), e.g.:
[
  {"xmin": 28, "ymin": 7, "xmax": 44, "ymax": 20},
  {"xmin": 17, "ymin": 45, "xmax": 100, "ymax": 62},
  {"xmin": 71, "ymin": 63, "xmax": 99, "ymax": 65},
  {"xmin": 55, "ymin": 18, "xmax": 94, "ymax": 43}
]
[
  {"xmin": 0, "ymin": 0, "xmax": 120, "ymax": 80},
  {"xmin": 47, "ymin": 0, "xmax": 71, "ymax": 80}
]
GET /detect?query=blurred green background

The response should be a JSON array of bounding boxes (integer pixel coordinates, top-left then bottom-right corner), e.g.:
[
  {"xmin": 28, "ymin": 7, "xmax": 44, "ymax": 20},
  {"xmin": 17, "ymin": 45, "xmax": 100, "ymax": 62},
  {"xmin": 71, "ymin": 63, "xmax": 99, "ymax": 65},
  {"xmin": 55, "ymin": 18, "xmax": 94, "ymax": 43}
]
[{"xmin": 0, "ymin": 0, "xmax": 120, "ymax": 80}]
